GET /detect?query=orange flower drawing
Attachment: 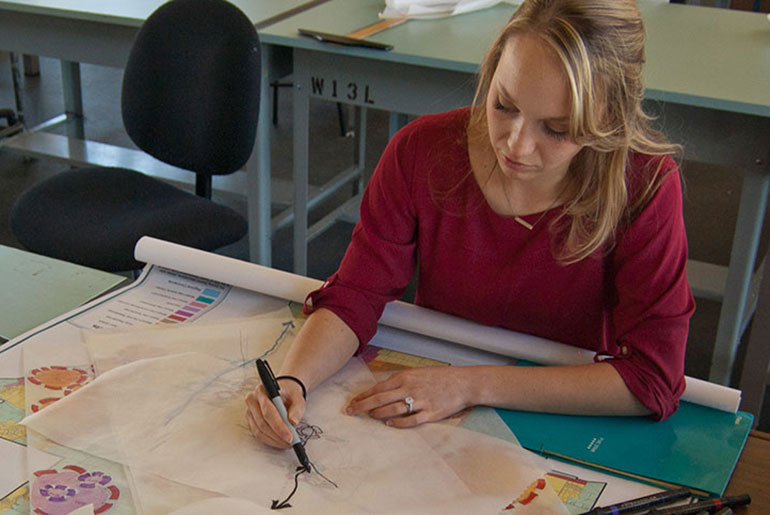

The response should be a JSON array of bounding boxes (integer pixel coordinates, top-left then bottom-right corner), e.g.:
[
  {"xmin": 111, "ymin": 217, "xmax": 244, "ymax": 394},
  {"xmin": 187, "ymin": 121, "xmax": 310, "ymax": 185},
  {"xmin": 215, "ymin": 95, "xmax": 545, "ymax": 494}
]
[{"xmin": 27, "ymin": 366, "xmax": 89, "ymax": 394}]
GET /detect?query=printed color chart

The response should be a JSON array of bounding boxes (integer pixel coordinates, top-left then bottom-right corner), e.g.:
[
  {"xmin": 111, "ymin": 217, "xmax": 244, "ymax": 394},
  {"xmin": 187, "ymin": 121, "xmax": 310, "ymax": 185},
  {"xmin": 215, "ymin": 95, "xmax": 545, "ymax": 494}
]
[
  {"xmin": 161, "ymin": 287, "xmax": 223, "ymax": 324},
  {"xmin": 73, "ymin": 268, "xmax": 230, "ymax": 330}
]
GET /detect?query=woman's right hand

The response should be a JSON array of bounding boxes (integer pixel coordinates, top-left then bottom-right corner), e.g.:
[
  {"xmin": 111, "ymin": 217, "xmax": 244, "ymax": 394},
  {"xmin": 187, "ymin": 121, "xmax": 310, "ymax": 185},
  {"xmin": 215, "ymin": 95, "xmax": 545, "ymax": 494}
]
[
  {"xmin": 245, "ymin": 308, "xmax": 358, "ymax": 448},
  {"xmin": 245, "ymin": 378, "xmax": 306, "ymax": 449}
]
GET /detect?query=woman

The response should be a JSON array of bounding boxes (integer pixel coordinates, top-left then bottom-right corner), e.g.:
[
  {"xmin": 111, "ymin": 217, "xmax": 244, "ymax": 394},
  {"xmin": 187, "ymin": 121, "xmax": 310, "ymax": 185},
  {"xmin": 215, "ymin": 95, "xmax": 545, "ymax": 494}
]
[{"xmin": 246, "ymin": 0, "xmax": 694, "ymax": 450}]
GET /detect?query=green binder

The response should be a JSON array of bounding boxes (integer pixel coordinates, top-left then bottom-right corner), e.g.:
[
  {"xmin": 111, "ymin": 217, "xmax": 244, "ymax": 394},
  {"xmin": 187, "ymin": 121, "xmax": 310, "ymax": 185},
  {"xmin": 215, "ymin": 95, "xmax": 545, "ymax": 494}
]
[{"xmin": 495, "ymin": 402, "xmax": 753, "ymax": 497}]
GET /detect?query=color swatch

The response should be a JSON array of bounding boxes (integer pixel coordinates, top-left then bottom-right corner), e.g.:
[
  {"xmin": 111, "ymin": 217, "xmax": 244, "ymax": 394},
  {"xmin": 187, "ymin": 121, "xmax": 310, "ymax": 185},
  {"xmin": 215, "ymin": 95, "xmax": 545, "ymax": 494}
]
[{"xmin": 159, "ymin": 287, "xmax": 223, "ymax": 324}]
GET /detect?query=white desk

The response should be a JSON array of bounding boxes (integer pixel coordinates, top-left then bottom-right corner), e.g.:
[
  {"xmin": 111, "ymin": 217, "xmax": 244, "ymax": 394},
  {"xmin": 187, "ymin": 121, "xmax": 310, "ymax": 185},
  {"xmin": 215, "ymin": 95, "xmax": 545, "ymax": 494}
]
[{"xmin": 258, "ymin": 0, "xmax": 770, "ymax": 388}]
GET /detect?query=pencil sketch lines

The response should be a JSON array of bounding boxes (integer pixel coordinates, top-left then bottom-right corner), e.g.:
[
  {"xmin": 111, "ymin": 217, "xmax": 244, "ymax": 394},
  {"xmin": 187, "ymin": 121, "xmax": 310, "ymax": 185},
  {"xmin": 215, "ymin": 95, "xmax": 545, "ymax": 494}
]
[
  {"xmin": 258, "ymin": 320, "xmax": 296, "ymax": 361},
  {"xmin": 163, "ymin": 320, "xmax": 296, "ymax": 425}
]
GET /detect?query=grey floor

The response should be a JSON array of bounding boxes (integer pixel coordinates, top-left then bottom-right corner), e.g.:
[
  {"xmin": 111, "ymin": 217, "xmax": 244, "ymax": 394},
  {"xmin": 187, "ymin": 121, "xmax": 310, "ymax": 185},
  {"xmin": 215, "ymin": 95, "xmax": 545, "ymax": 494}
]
[{"xmin": 1, "ymin": 54, "xmax": 768, "ymax": 430}]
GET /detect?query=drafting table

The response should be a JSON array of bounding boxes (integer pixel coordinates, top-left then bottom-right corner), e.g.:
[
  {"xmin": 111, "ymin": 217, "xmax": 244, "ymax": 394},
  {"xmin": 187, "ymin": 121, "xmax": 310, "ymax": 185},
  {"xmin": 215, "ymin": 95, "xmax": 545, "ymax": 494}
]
[
  {"xmin": 0, "ymin": 245, "xmax": 124, "ymax": 342},
  {"xmin": 0, "ymin": 0, "xmax": 324, "ymax": 271},
  {"xmin": 258, "ymin": 0, "xmax": 770, "ymax": 387},
  {"xmin": 0, "ymin": 241, "xmax": 768, "ymax": 512}
]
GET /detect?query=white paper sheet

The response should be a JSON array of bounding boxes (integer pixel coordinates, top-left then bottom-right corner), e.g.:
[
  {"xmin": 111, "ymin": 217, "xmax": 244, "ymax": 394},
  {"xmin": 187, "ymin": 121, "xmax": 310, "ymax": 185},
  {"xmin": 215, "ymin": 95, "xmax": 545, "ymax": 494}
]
[
  {"xmin": 82, "ymin": 312, "xmax": 295, "ymax": 375},
  {"xmin": 0, "ymin": 437, "xmax": 27, "ymax": 500},
  {"xmin": 22, "ymin": 345, "xmax": 565, "ymax": 513},
  {"xmin": 166, "ymin": 497, "xmax": 272, "ymax": 515},
  {"xmin": 0, "ymin": 264, "xmax": 290, "ymax": 512}
]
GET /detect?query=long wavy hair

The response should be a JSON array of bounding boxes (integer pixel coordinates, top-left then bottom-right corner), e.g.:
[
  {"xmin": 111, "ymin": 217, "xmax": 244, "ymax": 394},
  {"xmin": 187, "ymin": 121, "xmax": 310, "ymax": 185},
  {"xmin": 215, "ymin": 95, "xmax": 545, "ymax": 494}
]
[{"xmin": 468, "ymin": 0, "xmax": 681, "ymax": 263}]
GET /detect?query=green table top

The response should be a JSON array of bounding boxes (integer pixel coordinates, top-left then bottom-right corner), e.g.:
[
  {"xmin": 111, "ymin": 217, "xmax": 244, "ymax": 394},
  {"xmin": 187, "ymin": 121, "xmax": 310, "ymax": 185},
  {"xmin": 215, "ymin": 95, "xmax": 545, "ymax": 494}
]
[
  {"xmin": 0, "ymin": 0, "xmax": 317, "ymax": 27},
  {"xmin": 0, "ymin": 245, "xmax": 125, "ymax": 341},
  {"xmin": 260, "ymin": 0, "xmax": 770, "ymax": 117},
  {"xmin": 260, "ymin": 0, "xmax": 506, "ymax": 74}
]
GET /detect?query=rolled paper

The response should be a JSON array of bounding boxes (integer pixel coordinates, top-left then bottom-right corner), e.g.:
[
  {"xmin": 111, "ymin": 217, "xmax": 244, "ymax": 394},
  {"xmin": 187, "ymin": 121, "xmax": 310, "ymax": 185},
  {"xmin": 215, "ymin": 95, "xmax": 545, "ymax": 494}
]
[
  {"xmin": 381, "ymin": 302, "xmax": 595, "ymax": 367},
  {"xmin": 135, "ymin": 236, "xmax": 323, "ymax": 305},
  {"xmin": 682, "ymin": 376, "xmax": 741, "ymax": 413},
  {"xmin": 134, "ymin": 237, "xmax": 742, "ymax": 412}
]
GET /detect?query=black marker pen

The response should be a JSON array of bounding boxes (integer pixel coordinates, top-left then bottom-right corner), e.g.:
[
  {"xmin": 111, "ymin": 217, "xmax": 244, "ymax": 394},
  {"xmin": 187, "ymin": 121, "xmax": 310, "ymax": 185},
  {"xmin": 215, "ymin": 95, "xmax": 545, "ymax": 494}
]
[
  {"xmin": 648, "ymin": 494, "xmax": 750, "ymax": 515},
  {"xmin": 256, "ymin": 359, "xmax": 311, "ymax": 472},
  {"xmin": 583, "ymin": 487, "xmax": 691, "ymax": 514}
]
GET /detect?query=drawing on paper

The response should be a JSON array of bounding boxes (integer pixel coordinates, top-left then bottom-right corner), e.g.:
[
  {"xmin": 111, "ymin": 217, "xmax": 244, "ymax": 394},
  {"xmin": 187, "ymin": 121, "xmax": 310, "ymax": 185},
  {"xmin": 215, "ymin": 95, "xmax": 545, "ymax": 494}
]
[
  {"xmin": 269, "ymin": 420, "xmax": 338, "ymax": 511},
  {"xmin": 0, "ymin": 484, "xmax": 30, "ymax": 515},
  {"xmin": 26, "ymin": 366, "xmax": 93, "ymax": 413},
  {"xmin": 0, "ymin": 378, "xmax": 25, "ymax": 444},
  {"xmin": 360, "ymin": 345, "xmax": 449, "ymax": 374},
  {"xmin": 296, "ymin": 421, "xmax": 324, "ymax": 445},
  {"xmin": 502, "ymin": 477, "xmax": 548, "ymax": 510},
  {"xmin": 27, "ymin": 366, "xmax": 90, "ymax": 393},
  {"xmin": 31, "ymin": 465, "xmax": 119, "ymax": 515},
  {"xmin": 545, "ymin": 472, "xmax": 605, "ymax": 515}
]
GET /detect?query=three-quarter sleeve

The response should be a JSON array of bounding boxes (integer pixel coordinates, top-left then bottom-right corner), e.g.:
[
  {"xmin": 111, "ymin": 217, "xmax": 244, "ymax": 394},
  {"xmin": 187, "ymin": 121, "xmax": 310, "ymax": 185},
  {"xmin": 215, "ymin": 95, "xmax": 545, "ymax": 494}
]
[
  {"xmin": 605, "ymin": 156, "xmax": 695, "ymax": 420},
  {"xmin": 304, "ymin": 123, "xmax": 420, "ymax": 350}
]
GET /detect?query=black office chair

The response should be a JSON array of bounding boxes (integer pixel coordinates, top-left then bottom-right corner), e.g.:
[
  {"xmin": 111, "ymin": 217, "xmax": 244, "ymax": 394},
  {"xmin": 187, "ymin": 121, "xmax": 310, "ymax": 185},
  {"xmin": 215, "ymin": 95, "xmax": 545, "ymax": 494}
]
[{"xmin": 10, "ymin": 0, "xmax": 260, "ymax": 272}]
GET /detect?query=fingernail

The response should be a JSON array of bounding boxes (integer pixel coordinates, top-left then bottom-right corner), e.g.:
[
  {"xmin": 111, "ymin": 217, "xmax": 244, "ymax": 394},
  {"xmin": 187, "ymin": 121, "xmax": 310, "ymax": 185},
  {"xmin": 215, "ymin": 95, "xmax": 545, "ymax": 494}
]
[{"xmin": 385, "ymin": 420, "xmax": 393, "ymax": 426}]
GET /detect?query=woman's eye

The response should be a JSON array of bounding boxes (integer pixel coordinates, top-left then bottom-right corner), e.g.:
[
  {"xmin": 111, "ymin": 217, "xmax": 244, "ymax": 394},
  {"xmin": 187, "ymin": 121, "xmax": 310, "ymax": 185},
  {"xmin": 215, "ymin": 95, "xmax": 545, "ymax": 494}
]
[
  {"xmin": 494, "ymin": 99, "xmax": 516, "ymax": 113},
  {"xmin": 545, "ymin": 126, "xmax": 568, "ymax": 141}
]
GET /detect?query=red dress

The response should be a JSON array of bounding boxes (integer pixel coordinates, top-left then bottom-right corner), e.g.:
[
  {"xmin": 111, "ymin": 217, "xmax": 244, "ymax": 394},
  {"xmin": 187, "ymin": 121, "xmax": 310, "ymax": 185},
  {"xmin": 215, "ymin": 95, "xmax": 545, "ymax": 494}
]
[{"xmin": 306, "ymin": 108, "xmax": 694, "ymax": 420}]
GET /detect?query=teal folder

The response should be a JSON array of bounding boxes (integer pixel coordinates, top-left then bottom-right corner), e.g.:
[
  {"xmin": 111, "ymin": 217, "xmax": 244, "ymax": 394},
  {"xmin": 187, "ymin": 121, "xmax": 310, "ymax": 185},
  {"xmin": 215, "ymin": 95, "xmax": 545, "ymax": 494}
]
[{"xmin": 495, "ymin": 402, "xmax": 753, "ymax": 497}]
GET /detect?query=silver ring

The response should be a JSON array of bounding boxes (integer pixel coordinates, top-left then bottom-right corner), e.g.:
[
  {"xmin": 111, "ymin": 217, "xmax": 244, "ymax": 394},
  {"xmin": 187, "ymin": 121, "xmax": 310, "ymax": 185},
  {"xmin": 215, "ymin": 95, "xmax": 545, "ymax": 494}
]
[{"xmin": 404, "ymin": 396, "xmax": 414, "ymax": 414}]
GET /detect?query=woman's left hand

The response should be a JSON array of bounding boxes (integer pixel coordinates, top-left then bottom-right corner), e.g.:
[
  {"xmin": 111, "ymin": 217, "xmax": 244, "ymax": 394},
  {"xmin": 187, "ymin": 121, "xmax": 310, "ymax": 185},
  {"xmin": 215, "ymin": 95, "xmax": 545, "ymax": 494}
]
[{"xmin": 345, "ymin": 366, "xmax": 473, "ymax": 428}]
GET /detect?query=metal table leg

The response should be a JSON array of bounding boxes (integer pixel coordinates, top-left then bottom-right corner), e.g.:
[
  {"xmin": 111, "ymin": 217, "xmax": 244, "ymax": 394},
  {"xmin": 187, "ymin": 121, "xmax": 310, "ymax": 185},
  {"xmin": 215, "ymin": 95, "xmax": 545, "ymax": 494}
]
[{"xmin": 709, "ymin": 165, "xmax": 770, "ymax": 385}]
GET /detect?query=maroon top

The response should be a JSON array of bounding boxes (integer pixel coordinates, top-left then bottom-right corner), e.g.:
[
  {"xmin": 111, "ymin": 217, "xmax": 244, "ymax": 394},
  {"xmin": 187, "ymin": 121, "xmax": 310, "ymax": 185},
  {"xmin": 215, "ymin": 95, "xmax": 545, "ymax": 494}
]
[{"xmin": 306, "ymin": 108, "xmax": 694, "ymax": 420}]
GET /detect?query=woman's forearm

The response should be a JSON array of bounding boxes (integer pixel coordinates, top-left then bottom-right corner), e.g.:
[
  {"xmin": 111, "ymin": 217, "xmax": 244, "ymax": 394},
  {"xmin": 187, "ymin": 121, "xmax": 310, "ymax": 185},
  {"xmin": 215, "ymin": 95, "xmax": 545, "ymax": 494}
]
[
  {"xmin": 278, "ymin": 309, "xmax": 649, "ymax": 417},
  {"xmin": 466, "ymin": 362, "xmax": 650, "ymax": 416},
  {"xmin": 279, "ymin": 308, "xmax": 360, "ymax": 393}
]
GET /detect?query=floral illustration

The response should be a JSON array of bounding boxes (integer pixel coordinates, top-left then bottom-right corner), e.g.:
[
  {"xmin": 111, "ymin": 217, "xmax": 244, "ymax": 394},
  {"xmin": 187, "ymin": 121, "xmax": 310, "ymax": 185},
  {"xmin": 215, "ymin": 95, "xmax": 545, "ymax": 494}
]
[
  {"xmin": 31, "ymin": 465, "xmax": 119, "ymax": 515},
  {"xmin": 27, "ymin": 366, "xmax": 92, "ymax": 412},
  {"xmin": 27, "ymin": 366, "xmax": 90, "ymax": 394}
]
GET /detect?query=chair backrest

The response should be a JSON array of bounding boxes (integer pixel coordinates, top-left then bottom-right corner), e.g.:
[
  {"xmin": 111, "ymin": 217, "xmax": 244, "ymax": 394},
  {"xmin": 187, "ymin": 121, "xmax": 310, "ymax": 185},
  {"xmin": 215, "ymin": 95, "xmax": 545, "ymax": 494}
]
[{"xmin": 121, "ymin": 0, "xmax": 260, "ymax": 177}]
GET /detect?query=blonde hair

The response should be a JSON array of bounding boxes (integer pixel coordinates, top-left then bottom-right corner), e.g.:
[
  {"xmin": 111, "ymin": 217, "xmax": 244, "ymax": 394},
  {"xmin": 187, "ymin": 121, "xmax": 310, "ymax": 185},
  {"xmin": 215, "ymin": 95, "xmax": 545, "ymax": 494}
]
[{"xmin": 469, "ymin": 0, "xmax": 681, "ymax": 263}]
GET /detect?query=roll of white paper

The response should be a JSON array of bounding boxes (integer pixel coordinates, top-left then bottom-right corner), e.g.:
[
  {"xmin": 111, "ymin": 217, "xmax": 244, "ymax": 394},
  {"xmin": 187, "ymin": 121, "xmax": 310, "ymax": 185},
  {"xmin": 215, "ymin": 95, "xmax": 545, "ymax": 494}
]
[
  {"xmin": 135, "ymin": 236, "xmax": 323, "ymax": 304},
  {"xmin": 134, "ymin": 237, "xmax": 742, "ymax": 412},
  {"xmin": 381, "ymin": 302, "xmax": 595, "ymax": 366}
]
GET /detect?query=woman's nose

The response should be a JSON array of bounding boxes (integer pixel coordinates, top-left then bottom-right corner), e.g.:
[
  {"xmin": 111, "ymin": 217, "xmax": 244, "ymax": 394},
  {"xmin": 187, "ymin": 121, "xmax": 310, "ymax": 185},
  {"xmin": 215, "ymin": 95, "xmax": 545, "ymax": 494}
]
[{"xmin": 506, "ymin": 119, "xmax": 536, "ymax": 156}]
